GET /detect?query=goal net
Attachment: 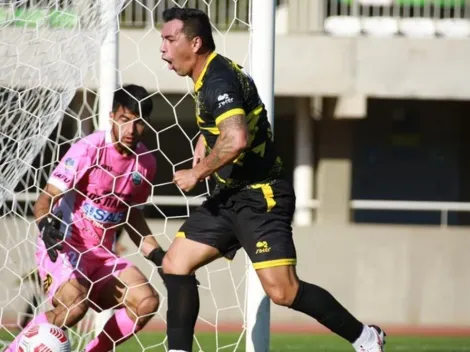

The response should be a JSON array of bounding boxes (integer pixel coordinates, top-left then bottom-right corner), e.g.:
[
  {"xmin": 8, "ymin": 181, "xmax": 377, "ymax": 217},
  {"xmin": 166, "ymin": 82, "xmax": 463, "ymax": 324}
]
[{"xmin": 0, "ymin": 0, "xmax": 271, "ymax": 351}]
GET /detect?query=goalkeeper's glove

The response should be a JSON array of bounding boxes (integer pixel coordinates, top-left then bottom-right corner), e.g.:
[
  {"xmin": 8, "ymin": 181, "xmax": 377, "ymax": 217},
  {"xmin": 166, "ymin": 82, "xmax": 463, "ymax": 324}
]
[
  {"xmin": 38, "ymin": 211, "xmax": 64, "ymax": 263},
  {"xmin": 146, "ymin": 247, "xmax": 166, "ymax": 281},
  {"xmin": 146, "ymin": 247, "xmax": 200, "ymax": 286}
]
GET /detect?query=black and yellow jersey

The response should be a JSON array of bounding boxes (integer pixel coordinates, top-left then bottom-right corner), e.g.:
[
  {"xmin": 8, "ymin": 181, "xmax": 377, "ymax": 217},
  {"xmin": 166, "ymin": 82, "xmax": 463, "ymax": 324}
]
[{"xmin": 194, "ymin": 52, "xmax": 283, "ymax": 189}]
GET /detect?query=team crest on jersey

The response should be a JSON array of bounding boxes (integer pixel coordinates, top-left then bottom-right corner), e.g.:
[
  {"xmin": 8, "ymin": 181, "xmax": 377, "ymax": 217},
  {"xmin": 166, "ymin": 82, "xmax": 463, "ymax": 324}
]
[
  {"xmin": 132, "ymin": 171, "xmax": 142, "ymax": 185},
  {"xmin": 65, "ymin": 158, "xmax": 75, "ymax": 169}
]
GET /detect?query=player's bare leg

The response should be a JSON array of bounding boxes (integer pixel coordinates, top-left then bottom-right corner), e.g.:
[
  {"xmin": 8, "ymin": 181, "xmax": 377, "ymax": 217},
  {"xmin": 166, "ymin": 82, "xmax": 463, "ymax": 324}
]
[
  {"xmin": 256, "ymin": 265, "xmax": 386, "ymax": 352},
  {"xmin": 162, "ymin": 237, "xmax": 221, "ymax": 352},
  {"xmin": 5, "ymin": 279, "xmax": 90, "ymax": 352},
  {"xmin": 84, "ymin": 266, "xmax": 159, "ymax": 352}
]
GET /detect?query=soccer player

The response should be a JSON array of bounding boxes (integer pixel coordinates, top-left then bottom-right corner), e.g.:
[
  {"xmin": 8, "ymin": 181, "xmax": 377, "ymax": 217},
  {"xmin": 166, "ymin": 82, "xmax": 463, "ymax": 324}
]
[
  {"xmin": 6, "ymin": 84, "xmax": 166, "ymax": 352},
  {"xmin": 159, "ymin": 7, "xmax": 386, "ymax": 352}
]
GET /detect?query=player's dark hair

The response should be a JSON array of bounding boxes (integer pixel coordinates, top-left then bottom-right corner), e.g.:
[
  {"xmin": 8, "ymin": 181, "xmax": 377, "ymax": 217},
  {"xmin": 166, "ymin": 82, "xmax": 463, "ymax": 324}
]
[
  {"xmin": 112, "ymin": 84, "xmax": 153, "ymax": 120},
  {"xmin": 163, "ymin": 7, "xmax": 216, "ymax": 52}
]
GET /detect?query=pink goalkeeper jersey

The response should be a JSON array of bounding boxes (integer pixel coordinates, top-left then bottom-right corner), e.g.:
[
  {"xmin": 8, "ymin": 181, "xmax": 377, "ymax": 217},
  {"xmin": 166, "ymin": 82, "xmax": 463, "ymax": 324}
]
[{"xmin": 47, "ymin": 131, "xmax": 156, "ymax": 254}]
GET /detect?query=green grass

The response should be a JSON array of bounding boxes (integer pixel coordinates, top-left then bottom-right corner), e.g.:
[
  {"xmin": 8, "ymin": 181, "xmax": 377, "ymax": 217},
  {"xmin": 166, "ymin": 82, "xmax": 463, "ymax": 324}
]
[
  {"xmin": 2, "ymin": 330, "xmax": 470, "ymax": 351},
  {"xmin": 115, "ymin": 332, "xmax": 470, "ymax": 352}
]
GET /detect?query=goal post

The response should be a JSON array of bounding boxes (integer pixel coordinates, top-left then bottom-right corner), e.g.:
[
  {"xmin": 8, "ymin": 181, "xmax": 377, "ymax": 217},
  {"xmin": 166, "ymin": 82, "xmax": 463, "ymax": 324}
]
[
  {"xmin": 93, "ymin": 0, "xmax": 120, "ymax": 336},
  {"xmin": 245, "ymin": 0, "xmax": 277, "ymax": 351}
]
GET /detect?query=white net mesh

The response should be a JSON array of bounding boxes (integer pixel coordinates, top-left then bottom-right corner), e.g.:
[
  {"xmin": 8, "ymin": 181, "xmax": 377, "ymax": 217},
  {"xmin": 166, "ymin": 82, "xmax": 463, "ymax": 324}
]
[{"xmin": 0, "ymin": 0, "xmax": 256, "ymax": 351}]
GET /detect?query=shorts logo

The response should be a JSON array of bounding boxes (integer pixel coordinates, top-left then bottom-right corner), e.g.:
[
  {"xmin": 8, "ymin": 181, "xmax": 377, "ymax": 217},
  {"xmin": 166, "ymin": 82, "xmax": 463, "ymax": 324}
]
[
  {"xmin": 132, "ymin": 171, "xmax": 142, "ymax": 185},
  {"xmin": 43, "ymin": 273, "xmax": 52, "ymax": 294},
  {"xmin": 255, "ymin": 241, "xmax": 271, "ymax": 254}
]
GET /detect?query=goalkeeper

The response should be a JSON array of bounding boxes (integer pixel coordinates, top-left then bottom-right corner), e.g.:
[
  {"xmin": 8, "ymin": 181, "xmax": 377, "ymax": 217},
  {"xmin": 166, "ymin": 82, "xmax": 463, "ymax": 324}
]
[
  {"xmin": 160, "ymin": 7, "xmax": 386, "ymax": 352},
  {"xmin": 6, "ymin": 85, "xmax": 165, "ymax": 352}
]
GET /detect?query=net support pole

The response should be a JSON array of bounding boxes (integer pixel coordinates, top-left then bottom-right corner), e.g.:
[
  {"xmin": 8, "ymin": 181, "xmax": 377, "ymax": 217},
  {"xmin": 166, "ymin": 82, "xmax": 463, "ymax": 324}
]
[
  {"xmin": 94, "ymin": 0, "xmax": 118, "ymax": 337},
  {"xmin": 98, "ymin": 0, "xmax": 118, "ymax": 132},
  {"xmin": 246, "ymin": 1, "xmax": 276, "ymax": 351}
]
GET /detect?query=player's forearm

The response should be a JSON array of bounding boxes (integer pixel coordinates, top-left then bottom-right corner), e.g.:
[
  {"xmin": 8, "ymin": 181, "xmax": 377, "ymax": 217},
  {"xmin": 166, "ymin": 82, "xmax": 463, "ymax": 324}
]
[
  {"xmin": 193, "ymin": 132, "xmax": 246, "ymax": 180},
  {"xmin": 33, "ymin": 194, "xmax": 53, "ymax": 226},
  {"xmin": 126, "ymin": 209, "xmax": 161, "ymax": 256}
]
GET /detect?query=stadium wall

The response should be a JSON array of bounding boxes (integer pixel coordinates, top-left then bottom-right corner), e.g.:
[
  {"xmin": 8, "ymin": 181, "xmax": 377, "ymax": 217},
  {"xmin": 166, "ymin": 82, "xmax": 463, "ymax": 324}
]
[{"xmin": 2, "ymin": 27, "xmax": 470, "ymax": 99}]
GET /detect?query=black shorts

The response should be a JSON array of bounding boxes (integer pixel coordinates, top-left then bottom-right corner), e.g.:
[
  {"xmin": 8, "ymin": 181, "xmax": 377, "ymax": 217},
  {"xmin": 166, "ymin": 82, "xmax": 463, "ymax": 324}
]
[{"xmin": 177, "ymin": 178, "xmax": 297, "ymax": 269}]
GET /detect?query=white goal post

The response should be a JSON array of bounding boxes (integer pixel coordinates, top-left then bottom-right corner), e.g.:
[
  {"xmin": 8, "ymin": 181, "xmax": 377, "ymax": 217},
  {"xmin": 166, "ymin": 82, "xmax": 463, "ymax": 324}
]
[{"xmin": 245, "ymin": 0, "xmax": 277, "ymax": 351}]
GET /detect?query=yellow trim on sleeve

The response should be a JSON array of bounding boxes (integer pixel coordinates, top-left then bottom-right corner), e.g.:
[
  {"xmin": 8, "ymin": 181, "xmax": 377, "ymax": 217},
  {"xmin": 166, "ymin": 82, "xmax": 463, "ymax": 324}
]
[
  {"xmin": 253, "ymin": 258, "xmax": 297, "ymax": 270},
  {"xmin": 195, "ymin": 52, "xmax": 218, "ymax": 92},
  {"xmin": 215, "ymin": 108, "xmax": 245, "ymax": 126}
]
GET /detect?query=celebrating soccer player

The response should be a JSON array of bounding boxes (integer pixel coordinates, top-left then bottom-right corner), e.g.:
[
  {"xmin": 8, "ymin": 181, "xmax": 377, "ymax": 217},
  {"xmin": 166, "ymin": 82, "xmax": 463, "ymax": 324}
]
[
  {"xmin": 6, "ymin": 84, "xmax": 166, "ymax": 352},
  {"xmin": 160, "ymin": 7, "xmax": 386, "ymax": 352}
]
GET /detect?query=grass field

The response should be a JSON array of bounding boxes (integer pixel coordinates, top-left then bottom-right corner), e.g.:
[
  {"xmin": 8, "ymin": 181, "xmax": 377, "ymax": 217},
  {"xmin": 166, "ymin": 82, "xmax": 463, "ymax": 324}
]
[
  {"xmin": 2, "ymin": 330, "xmax": 470, "ymax": 351},
  {"xmin": 116, "ymin": 332, "xmax": 470, "ymax": 352}
]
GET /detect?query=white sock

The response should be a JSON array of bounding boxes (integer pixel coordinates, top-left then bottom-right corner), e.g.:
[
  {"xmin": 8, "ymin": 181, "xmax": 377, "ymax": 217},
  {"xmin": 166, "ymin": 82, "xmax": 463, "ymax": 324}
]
[{"xmin": 352, "ymin": 325, "xmax": 376, "ymax": 350}]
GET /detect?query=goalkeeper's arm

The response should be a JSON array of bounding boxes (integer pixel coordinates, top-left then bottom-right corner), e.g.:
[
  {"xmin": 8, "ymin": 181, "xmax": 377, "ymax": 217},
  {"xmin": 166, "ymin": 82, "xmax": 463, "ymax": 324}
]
[
  {"xmin": 126, "ymin": 208, "xmax": 166, "ymax": 268},
  {"xmin": 33, "ymin": 183, "xmax": 65, "ymax": 262},
  {"xmin": 33, "ymin": 183, "xmax": 64, "ymax": 225}
]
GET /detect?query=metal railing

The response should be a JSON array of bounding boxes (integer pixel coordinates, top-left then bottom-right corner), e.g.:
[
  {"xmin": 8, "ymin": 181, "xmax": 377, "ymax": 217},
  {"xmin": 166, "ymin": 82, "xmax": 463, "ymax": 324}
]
[
  {"xmin": 325, "ymin": 0, "xmax": 470, "ymax": 37},
  {"xmin": 119, "ymin": 0, "xmax": 284, "ymax": 29},
  {"xmin": 6, "ymin": 192, "xmax": 320, "ymax": 209},
  {"xmin": 7, "ymin": 192, "xmax": 470, "ymax": 227},
  {"xmin": 351, "ymin": 199, "xmax": 470, "ymax": 227}
]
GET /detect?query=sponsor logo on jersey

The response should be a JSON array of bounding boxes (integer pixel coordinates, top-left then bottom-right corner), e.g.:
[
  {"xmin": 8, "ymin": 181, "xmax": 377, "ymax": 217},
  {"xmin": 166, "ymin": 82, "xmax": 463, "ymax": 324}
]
[
  {"xmin": 52, "ymin": 172, "xmax": 72, "ymax": 184},
  {"xmin": 82, "ymin": 203, "xmax": 125, "ymax": 224},
  {"xmin": 132, "ymin": 171, "xmax": 142, "ymax": 185},
  {"xmin": 217, "ymin": 93, "xmax": 234, "ymax": 108}
]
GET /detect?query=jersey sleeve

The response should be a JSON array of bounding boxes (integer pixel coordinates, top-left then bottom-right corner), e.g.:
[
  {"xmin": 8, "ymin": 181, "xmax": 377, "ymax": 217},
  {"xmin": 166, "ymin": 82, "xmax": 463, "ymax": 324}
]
[
  {"xmin": 48, "ymin": 141, "xmax": 93, "ymax": 192},
  {"xmin": 204, "ymin": 75, "xmax": 245, "ymax": 126},
  {"xmin": 133, "ymin": 156, "xmax": 156, "ymax": 209}
]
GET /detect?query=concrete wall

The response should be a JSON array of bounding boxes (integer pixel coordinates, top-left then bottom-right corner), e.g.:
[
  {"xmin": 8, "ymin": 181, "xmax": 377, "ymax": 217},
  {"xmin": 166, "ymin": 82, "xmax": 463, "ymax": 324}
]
[
  {"xmin": 1, "ymin": 217, "xmax": 470, "ymax": 329},
  {"xmin": 4, "ymin": 26, "xmax": 470, "ymax": 99},
  {"xmin": 117, "ymin": 31, "xmax": 470, "ymax": 99}
]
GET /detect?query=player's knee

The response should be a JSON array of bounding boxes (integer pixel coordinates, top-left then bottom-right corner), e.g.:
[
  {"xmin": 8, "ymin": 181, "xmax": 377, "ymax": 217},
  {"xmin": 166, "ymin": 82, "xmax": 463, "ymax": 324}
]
[
  {"xmin": 132, "ymin": 293, "xmax": 159, "ymax": 326},
  {"xmin": 138, "ymin": 294, "xmax": 160, "ymax": 317},
  {"xmin": 266, "ymin": 285, "xmax": 297, "ymax": 307},
  {"xmin": 51, "ymin": 295, "xmax": 89, "ymax": 328},
  {"xmin": 162, "ymin": 251, "xmax": 191, "ymax": 275},
  {"xmin": 259, "ymin": 268, "xmax": 299, "ymax": 307}
]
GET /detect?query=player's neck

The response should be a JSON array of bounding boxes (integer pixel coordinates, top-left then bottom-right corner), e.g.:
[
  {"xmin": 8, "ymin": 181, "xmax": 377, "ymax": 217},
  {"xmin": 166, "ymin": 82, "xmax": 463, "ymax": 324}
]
[{"xmin": 191, "ymin": 51, "xmax": 213, "ymax": 83}]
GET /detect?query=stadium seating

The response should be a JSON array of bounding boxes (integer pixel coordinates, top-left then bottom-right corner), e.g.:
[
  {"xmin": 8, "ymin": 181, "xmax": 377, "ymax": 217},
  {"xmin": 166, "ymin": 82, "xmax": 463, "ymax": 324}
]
[{"xmin": 324, "ymin": 0, "xmax": 470, "ymax": 38}]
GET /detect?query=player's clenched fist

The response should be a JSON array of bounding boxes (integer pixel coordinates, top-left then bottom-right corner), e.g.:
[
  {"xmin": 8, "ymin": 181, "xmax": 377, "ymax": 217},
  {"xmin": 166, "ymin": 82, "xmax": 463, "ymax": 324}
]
[
  {"xmin": 38, "ymin": 211, "xmax": 64, "ymax": 263},
  {"xmin": 173, "ymin": 169, "xmax": 199, "ymax": 192}
]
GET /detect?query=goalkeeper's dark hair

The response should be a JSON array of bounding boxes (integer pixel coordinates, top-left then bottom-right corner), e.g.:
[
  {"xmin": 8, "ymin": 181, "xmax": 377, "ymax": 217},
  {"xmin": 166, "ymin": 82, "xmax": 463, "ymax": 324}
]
[
  {"xmin": 112, "ymin": 84, "xmax": 153, "ymax": 121},
  {"xmin": 163, "ymin": 7, "xmax": 215, "ymax": 52}
]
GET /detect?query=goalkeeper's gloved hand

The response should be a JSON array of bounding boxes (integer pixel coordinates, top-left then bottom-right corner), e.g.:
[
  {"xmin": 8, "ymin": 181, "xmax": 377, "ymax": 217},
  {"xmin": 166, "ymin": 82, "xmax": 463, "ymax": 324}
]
[
  {"xmin": 146, "ymin": 247, "xmax": 166, "ymax": 281},
  {"xmin": 146, "ymin": 247, "xmax": 200, "ymax": 286},
  {"xmin": 38, "ymin": 211, "xmax": 64, "ymax": 263}
]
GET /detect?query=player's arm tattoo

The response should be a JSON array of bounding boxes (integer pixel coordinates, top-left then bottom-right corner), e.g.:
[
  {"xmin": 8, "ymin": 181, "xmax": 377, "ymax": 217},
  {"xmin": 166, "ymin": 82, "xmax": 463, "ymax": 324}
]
[{"xmin": 193, "ymin": 114, "xmax": 248, "ymax": 180}]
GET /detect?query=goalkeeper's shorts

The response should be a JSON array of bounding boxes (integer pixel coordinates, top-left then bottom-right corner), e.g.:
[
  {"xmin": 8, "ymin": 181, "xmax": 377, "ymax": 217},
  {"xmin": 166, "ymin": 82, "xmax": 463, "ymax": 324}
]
[
  {"xmin": 36, "ymin": 240, "xmax": 133, "ymax": 306},
  {"xmin": 177, "ymin": 178, "xmax": 297, "ymax": 270}
]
